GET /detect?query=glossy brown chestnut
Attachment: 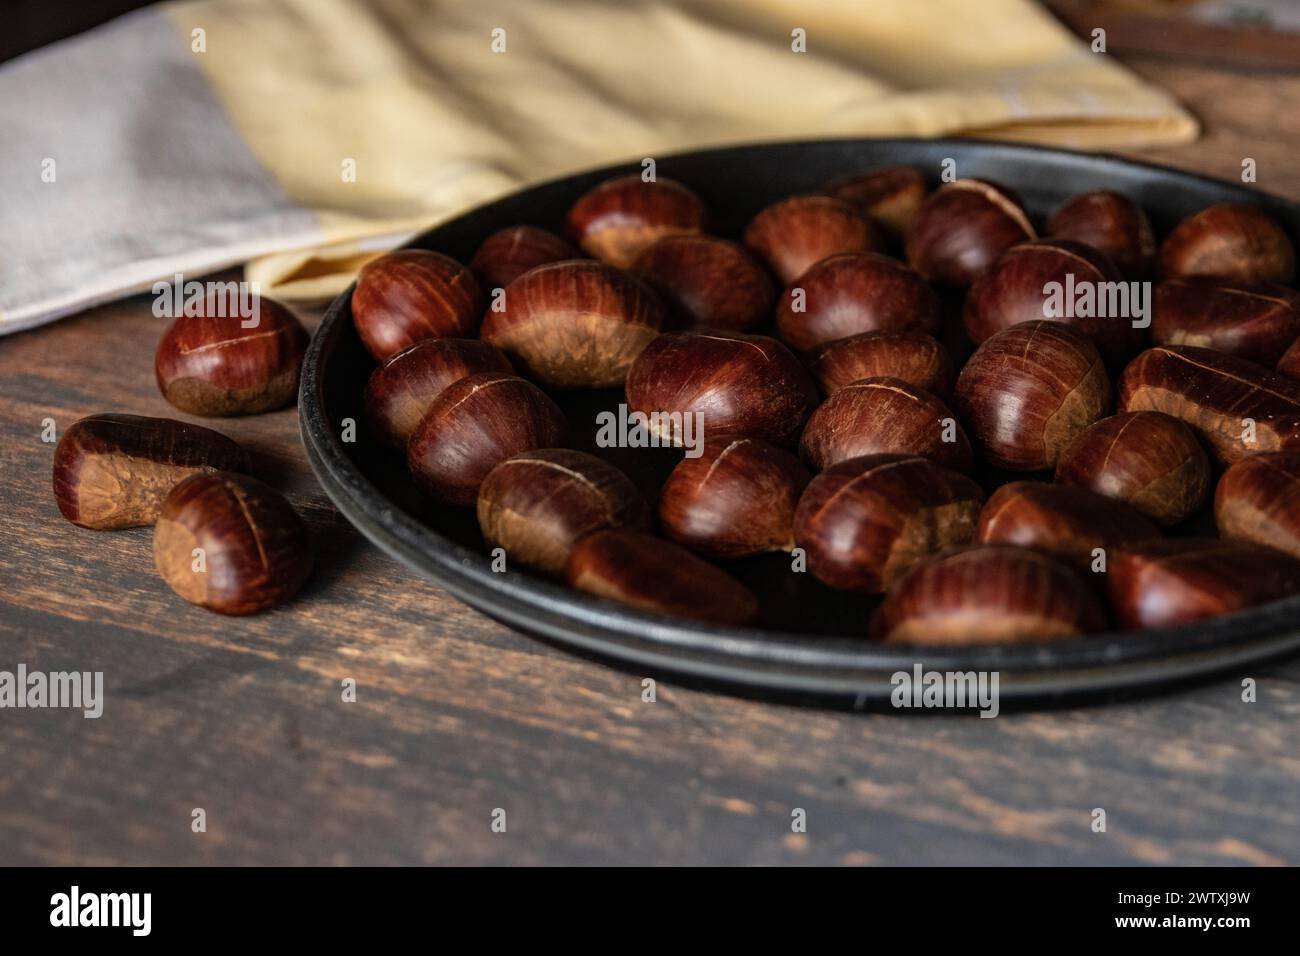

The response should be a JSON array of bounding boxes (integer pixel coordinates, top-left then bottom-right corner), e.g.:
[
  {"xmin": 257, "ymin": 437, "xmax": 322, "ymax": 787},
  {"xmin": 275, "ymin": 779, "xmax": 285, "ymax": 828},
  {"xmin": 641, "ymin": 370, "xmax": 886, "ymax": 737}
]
[
  {"xmin": 977, "ymin": 480, "xmax": 1160, "ymax": 571},
  {"xmin": 565, "ymin": 530, "xmax": 759, "ymax": 626},
  {"xmin": 154, "ymin": 294, "xmax": 308, "ymax": 416},
  {"xmin": 800, "ymin": 377, "xmax": 972, "ymax": 472},
  {"xmin": 955, "ymin": 321, "xmax": 1111, "ymax": 471},
  {"xmin": 1045, "ymin": 190, "xmax": 1156, "ymax": 278},
  {"xmin": 1118, "ymin": 345, "xmax": 1300, "ymax": 464},
  {"xmin": 742, "ymin": 195, "xmax": 883, "ymax": 284},
  {"xmin": 630, "ymin": 235, "xmax": 774, "ymax": 331},
  {"xmin": 905, "ymin": 179, "xmax": 1036, "ymax": 287},
  {"xmin": 658, "ymin": 435, "xmax": 810, "ymax": 558},
  {"xmin": 406, "ymin": 372, "xmax": 568, "ymax": 506},
  {"xmin": 469, "ymin": 225, "xmax": 579, "ymax": 290},
  {"xmin": 351, "ymin": 250, "xmax": 483, "ymax": 362},
  {"xmin": 774, "ymin": 252, "xmax": 941, "ymax": 352},
  {"xmin": 962, "ymin": 239, "xmax": 1143, "ymax": 361},
  {"xmin": 1280, "ymin": 337, "xmax": 1300, "ymax": 380},
  {"xmin": 52, "ymin": 413, "xmax": 247, "ymax": 530},
  {"xmin": 870, "ymin": 545, "xmax": 1107, "ymax": 644},
  {"xmin": 624, "ymin": 330, "xmax": 819, "ymax": 447},
  {"xmin": 1160, "ymin": 202, "xmax": 1295, "ymax": 284},
  {"xmin": 153, "ymin": 472, "xmax": 311, "ymax": 615},
  {"xmin": 480, "ymin": 260, "xmax": 665, "ymax": 388},
  {"xmin": 1055, "ymin": 411, "xmax": 1210, "ymax": 526},
  {"xmin": 564, "ymin": 175, "xmax": 705, "ymax": 268},
  {"xmin": 1151, "ymin": 278, "xmax": 1300, "ymax": 367},
  {"xmin": 822, "ymin": 165, "xmax": 928, "ymax": 239},
  {"xmin": 477, "ymin": 449, "xmax": 651, "ymax": 574},
  {"xmin": 364, "ymin": 338, "xmax": 513, "ymax": 448},
  {"xmin": 805, "ymin": 330, "xmax": 954, "ymax": 398},
  {"xmin": 792, "ymin": 454, "xmax": 984, "ymax": 593},
  {"xmin": 1215, "ymin": 451, "xmax": 1300, "ymax": 560},
  {"xmin": 1107, "ymin": 538, "xmax": 1300, "ymax": 629}
]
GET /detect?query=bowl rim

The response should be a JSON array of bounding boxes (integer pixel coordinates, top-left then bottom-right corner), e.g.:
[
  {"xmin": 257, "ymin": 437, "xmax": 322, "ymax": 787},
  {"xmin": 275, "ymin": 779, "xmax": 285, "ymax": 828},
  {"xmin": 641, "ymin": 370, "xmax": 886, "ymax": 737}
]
[{"xmin": 299, "ymin": 135, "xmax": 1300, "ymax": 703}]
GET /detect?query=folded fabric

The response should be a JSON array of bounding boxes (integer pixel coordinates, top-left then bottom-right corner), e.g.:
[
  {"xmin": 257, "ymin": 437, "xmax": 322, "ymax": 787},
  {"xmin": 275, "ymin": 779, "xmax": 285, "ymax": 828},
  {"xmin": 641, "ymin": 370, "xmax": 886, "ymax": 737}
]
[{"xmin": 0, "ymin": 0, "xmax": 1197, "ymax": 335}]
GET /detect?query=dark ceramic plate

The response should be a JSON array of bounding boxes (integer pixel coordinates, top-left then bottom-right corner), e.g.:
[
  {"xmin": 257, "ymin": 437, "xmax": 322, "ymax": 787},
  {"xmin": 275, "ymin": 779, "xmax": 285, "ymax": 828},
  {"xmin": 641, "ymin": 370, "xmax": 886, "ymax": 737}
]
[{"xmin": 300, "ymin": 138, "xmax": 1300, "ymax": 708}]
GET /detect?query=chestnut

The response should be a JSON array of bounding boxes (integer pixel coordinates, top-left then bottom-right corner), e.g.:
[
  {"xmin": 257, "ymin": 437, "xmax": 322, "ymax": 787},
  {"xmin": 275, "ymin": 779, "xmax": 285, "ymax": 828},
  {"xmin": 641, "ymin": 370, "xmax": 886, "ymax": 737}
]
[
  {"xmin": 774, "ymin": 252, "xmax": 941, "ymax": 352},
  {"xmin": 1151, "ymin": 278, "xmax": 1300, "ymax": 367},
  {"xmin": 364, "ymin": 339, "xmax": 513, "ymax": 448},
  {"xmin": 565, "ymin": 529, "xmax": 759, "ymax": 626},
  {"xmin": 1045, "ymin": 190, "xmax": 1156, "ymax": 278},
  {"xmin": 1160, "ymin": 202, "xmax": 1295, "ymax": 284},
  {"xmin": 955, "ymin": 321, "xmax": 1111, "ymax": 471},
  {"xmin": 469, "ymin": 225, "xmax": 578, "ymax": 290},
  {"xmin": 822, "ymin": 165, "xmax": 928, "ymax": 239},
  {"xmin": 792, "ymin": 454, "xmax": 984, "ymax": 593},
  {"xmin": 870, "ymin": 545, "xmax": 1107, "ymax": 644},
  {"xmin": 565, "ymin": 175, "xmax": 705, "ymax": 268},
  {"xmin": 1280, "ymin": 337, "xmax": 1300, "ymax": 381},
  {"xmin": 977, "ymin": 480, "xmax": 1160, "ymax": 571},
  {"xmin": 630, "ymin": 235, "xmax": 774, "ymax": 331},
  {"xmin": 905, "ymin": 178, "xmax": 1036, "ymax": 287},
  {"xmin": 477, "ymin": 449, "xmax": 651, "ymax": 574},
  {"xmin": 742, "ymin": 195, "xmax": 883, "ymax": 284},
  {"xmin": 155, "ymin": 294, "xmax": 308, "ymax": 416},
  {"xmin": 406, "ymin": 372, "xmax": 568, "ymax": 506},
  {"xmin": 1055, "ymin": 411, "xmax": 1210, "ymax": 526},
  {"xmin": 658, "ymin": 435, "xmax": 810, "ymax": 558},
  {"xmin": 153, "ymin": 472, "xmax": 311, "ymax": 615},
  {"xmin": 52, "ymin": 413, "xmax": 247, "ymax": 529},
  {"xmin": 800, "ymin": 377, "xmax": 971, "ymax": 473},
  {"xmin": 805, "ymin": 330, "xmax": 954, "ymax": 398},
  {"xmin": 351, "ymin": 250, "xmax": 483, "ymax": 362},
  {"xmin": 480, "ymin": 260, "xmax": 665, "ymax": 389},
  {"xmin": 1215, "ymin": 451, "xmax": 1300, "ymax": 560},
  {"xmin": 624, "ymin": 330, "xmax": 818, "ymax": 447},
  {"xmin": 1118, "ymin": 345, "xmax": 1300, "ymax": 464},
  {"xmin": 962, "ymin": 239, "xmax": 1143, "ymax": 361},
  {"xmin": 1107, "ymin": 538, "xmax": 1300, "ymax": 629}
]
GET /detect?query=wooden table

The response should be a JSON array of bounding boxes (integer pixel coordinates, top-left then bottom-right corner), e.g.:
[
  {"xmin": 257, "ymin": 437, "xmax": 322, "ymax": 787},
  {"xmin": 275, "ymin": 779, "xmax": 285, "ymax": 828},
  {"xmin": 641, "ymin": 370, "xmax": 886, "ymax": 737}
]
[{"xmin": 4, "ymin": 56, "xmax": 1300, "ymax": 866}]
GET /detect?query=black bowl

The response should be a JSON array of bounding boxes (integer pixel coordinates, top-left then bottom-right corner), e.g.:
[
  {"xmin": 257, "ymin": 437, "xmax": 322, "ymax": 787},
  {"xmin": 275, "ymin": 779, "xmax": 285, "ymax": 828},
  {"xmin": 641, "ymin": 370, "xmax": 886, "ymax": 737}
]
[{"xmin": 300, "ymin": 137, "xmax": 1300, "ymax": 708}]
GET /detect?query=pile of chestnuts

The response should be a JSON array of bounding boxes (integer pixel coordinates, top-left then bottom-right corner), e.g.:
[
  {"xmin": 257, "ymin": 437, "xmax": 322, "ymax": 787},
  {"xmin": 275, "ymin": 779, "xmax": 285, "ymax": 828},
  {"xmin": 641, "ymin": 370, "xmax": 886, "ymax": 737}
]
[
  {"xmin": 53, "ymin": 291, "xmax": 313, "ymax": 615},
  {"xmin": 348, "ymin": 166, "xmax": 1300, "ymax": 644}
]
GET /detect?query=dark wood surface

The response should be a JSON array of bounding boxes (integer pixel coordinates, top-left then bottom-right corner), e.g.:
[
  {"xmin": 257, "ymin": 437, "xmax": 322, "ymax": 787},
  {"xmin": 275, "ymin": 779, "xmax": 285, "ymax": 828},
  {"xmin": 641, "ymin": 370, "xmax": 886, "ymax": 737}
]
[{"xmin": 4, "ymin": 56, "xmax": 1300, "ymax": 866}]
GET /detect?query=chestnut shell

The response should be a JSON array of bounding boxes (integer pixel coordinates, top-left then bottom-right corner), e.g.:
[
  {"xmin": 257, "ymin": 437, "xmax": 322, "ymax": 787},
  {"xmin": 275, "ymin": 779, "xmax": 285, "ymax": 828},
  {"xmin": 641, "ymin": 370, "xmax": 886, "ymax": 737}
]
[
  {"xmin": 351, "ymin": 250, "xmax": 484, "ymax": 362},
  {"xmin": 1160, "ymin": 202, "xmax": 1295, "ymax": 284},
  {"xmin": 906, "ymin": 179, "xmax": 1036, "ymax": 287},
  {"xmin": 800, "ymin": 377, "xmax": 972, "ymax": 473},
  {"xmin": 155, "ymin": 294, "xmax": 308, "ymax": 416},
  {"xmin": 565, "ymin": 530, "xmax": 759, "ymax": 626},
  {"xmin": 477, "ymin": 449, "xmax": 651, "ymax": 574},
  {"xmin": 153, "ymin": 472, "xmax": 311, "ymax": 615},
  {"xmin": 1117, "ymin": 345, "xmax": 1300, "ymax": 465},
  {"xmin": 631, "ymin": 235, "xmax": 774, "ymax": 331},
  {"xmin": 1151, "ymin": 278, "xmax": 1300, "ymax": 367},
  {"xmin": 469, "ymin": 226, "xmax": 579, "ymax": 290},
  {"xmin": 658, "ymin": 435, "xmax": 810, "ymax": 558},
  {"xmin": 1046, "ymin": 190, "xmax": 1156, "ymax": 278},
  {"xmin": 822, "ymin": 165, "xmax": 928, "ymax": 238},
  {"xmin": 775, "ymin": 252, "xmax": 941, "ymax": 352},
  {"xmin": 792, "ymin": 454, "xmax": 984, "ymax": 593},
  {"xmin": 1215, "ymin": 451, "xmax": 1300, "ymax": 561},
  {"xmin": 565, "ymin": 175, "xmax": 705, "ymax": 268},
  {"xmin": 624, "ymin": 330, "xmax": 819, "ymax": 447},
  {"xmin": 52, "ymin": 413, "xmax": 248, "ymax": 529},
  {"xmin": 743, "ymin": 195, "xmax": 883, "ymax": 284},
  {"xmin": 480, "ymin": 260, "xmax": 665, "ymax": 388},
  {"xmin": 805, "ymin": 330, "xmax": 954, "ymax": 398},
  {"xmin": 1055, "ymin": 411, "xmax": 1211, "ymax": 526},
  {"xmin": 871, "ymin": 544, "xmax": 1106, "ymax": 644},
  {"xmin": 955, "ymin": 321, "xmax": 1111, "ymax": 471}
]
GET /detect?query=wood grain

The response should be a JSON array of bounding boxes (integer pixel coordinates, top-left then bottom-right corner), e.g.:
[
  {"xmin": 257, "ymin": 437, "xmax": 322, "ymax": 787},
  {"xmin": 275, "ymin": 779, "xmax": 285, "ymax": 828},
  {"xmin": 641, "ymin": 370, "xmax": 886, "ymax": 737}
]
[{"xmin": 3, "ymin": 56, "xmax": 1300, "ymax": 865}]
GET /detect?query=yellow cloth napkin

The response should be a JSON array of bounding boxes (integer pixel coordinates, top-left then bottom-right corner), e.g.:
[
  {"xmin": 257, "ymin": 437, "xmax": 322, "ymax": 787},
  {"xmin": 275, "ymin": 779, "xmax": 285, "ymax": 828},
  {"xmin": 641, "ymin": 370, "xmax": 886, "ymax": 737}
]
[
  {"xmin": 172, "ymin": 0, "xmax": 1195, "ymax": 302},
  {"xmin": 0, "ymin": 0, "xmax": 1196, "ymax": 333}
]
